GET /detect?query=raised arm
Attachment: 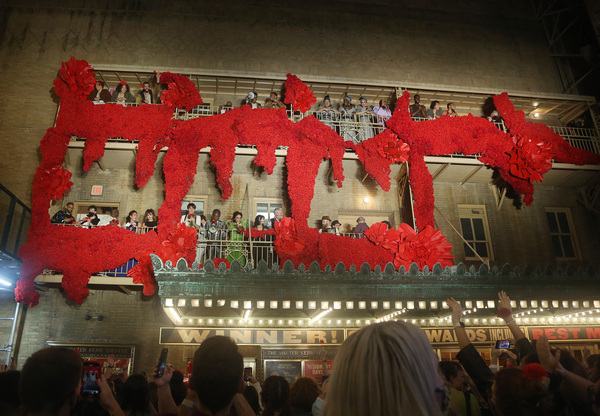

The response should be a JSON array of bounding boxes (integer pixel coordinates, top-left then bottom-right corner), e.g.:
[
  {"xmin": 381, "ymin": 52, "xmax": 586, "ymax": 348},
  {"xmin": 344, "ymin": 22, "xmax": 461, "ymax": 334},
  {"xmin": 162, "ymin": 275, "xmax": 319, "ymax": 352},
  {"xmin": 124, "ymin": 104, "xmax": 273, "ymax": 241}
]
[{"xmin": 447, "ymin": 297, "xmax": 470, "ymax": 349}]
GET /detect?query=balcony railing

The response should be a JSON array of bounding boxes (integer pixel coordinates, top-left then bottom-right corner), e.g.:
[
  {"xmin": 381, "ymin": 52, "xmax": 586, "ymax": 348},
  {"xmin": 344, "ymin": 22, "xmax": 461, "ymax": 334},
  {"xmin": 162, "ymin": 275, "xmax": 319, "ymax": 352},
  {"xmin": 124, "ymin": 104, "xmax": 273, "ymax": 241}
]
[{"xmin": 65, "ymin": 103, "xmax": 600, "ymax": 156}]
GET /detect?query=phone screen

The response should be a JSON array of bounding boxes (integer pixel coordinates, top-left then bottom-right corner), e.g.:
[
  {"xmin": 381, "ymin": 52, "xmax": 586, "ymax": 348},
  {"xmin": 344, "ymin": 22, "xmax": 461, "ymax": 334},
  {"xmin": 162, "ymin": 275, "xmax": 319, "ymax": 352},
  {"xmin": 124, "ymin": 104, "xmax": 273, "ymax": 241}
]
[
  {"xmin": 495, "ymin": 340, "xmax": 511, "ymax": 349},
  {"xmin": 244, "ymin": 367, "xmax": 252, "ymax": 382},
  {"xmin": 156, "ymin": 348, "xmax": 169, "ymax": 378},
  {"xmin": 82, "ymin": 362, "xmax": 101, "ymax": 397}
]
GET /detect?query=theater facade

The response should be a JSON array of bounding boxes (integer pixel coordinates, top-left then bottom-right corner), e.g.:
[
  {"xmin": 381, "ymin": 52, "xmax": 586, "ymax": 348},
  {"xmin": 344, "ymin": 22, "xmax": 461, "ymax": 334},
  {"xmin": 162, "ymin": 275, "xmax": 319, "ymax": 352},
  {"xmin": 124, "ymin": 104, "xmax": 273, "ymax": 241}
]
[{"xmin": 0, "ymin": 1, "xmax": 599, "ymax": 380}]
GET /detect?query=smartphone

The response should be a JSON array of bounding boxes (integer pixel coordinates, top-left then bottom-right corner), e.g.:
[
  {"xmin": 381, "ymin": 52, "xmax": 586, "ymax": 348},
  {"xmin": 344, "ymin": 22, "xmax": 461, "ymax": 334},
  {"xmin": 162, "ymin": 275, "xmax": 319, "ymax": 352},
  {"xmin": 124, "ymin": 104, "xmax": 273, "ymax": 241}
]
[
  {"xmin": 82, "ymin": 361, "xmax": 101, "ymax": 397},
  {"xmin": 155, "ymin": 348, "xmax": 169, "ymax": 378},
  {"xmin": 243, "ymin": 367, "xmax": 253, "ymax": 382},
  {"xmin": 495, "ymin": 339, "xmax": 511, "ymax": 349}
]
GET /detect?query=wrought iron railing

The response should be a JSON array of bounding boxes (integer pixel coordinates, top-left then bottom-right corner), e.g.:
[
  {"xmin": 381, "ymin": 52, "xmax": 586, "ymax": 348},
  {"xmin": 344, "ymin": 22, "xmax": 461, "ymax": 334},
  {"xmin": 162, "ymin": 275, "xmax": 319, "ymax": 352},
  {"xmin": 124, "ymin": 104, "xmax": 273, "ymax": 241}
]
[{"xmin": 0, "ymin": 183, "xmax": 31, "ymax": 260}]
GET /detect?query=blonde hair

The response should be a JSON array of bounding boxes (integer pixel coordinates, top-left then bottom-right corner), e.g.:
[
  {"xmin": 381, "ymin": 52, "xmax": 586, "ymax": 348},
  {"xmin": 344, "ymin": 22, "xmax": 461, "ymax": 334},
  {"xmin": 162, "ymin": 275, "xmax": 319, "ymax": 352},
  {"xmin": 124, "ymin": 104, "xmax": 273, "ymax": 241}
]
[{"xmin": 322, "ymin": 321, "xmax": 445, "ymax": 416}]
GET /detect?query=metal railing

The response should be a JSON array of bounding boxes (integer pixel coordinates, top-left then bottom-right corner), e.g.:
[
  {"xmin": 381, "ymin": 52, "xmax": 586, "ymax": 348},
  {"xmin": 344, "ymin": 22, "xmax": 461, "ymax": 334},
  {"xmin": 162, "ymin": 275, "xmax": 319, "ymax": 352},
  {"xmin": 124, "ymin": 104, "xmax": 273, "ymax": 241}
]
[{"xmin": 0, "ymin": 183, "xmax": 31, "ymax": 259}]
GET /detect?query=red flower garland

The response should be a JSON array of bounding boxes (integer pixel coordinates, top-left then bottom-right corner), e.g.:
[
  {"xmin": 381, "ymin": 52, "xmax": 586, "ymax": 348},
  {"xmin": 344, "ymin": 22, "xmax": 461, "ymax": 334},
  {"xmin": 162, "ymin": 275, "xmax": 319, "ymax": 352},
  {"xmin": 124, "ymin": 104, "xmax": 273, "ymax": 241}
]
[
  {"xmin": 284, "ymin": 74, "xmax": 317, "ymax": 113},
  {"xmin": 16, "ymin": 57, "xmax": 600, "ymax": 306},
  {"xmin": 522, "ymin": 363, "xmax": 547, "ymax": 381}
]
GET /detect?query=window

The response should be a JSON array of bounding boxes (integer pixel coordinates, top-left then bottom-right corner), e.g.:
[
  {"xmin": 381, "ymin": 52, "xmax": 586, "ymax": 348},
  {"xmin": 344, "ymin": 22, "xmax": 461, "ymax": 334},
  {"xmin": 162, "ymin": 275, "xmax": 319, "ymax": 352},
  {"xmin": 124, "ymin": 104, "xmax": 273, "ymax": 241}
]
[
  {"xmin": 545, "ymin": 208, "xmax": 579, "ymax": 260},
  {"xmin": 458, "ymin": 205, "xmax": 494, "ymax": 261},
  {"xmin": 254, "ymin": 198, "xmax": 283, "ymax": 223},
  {"xmin": 181, "ymin": 195, "xmax": 207, "ymax": 217},
  {"xmin": 73, "ymin": 202, "xmax": 120, "ymax": 226}
]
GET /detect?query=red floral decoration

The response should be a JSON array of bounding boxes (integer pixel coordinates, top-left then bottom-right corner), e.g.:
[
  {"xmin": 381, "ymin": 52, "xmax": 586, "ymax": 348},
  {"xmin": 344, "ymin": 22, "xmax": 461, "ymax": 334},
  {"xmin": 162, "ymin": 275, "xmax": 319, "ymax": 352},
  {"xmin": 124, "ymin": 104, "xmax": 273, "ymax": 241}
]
[
  {"xmin": 284, "ymin": 74, "xmax": 317, "ymax": 113},
  {"xmin": 159, "ymin": 72, "xmax": 203, "ymax": 111},
  {"xmin": 522, "ymin": 363, "xmax": 547, "ymax": 381},
  {"xmin": 53, "ymin": 56, "xmax": 96, "ymax": 100},
  {"xmin": 16, "ymin": 57, "xmax": 600, "ymax": 306},
  {"xmin": 211, "ymin": 258, "xmax": 231, "ymax": 269}
]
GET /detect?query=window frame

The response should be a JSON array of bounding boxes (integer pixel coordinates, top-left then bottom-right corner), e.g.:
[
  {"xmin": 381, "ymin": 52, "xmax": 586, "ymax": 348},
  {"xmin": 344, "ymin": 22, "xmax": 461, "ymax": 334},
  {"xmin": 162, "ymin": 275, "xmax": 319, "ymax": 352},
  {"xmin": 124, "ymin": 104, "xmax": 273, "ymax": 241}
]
[
  {"xmin": 457, "ymin": 204, "xmax": 494, "ymax": 261},
  {"xmin": 181, "ymin": 195, "xmax": 208, "ymax": 217},
  {"xmin": 544, "ymin": 207, "xmax": 581, "ymax": 261},
  {"xmin": 253, "ymin": 197, "xmax": 284, "ymax": 223}
]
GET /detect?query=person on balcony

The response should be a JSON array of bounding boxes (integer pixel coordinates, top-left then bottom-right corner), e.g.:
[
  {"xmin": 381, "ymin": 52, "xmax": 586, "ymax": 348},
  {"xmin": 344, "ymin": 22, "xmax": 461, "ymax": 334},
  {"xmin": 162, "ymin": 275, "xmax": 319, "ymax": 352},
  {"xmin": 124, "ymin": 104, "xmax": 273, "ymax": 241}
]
[
  {"xmin": 111, "ymin": 81, "xmax": 134, "ymax": 105},
  {"xmin": 330, "ymin": 220, "xmax": 341, "ymax": 235},
  {"xmin": 319, "ymin": 216, "xmax": 334, "ymax": 234},
  {"xmin": 251, "ymin": 215, "xmax": 268, "ymax": 265},
  {"xmin": 50, "ymin": 202, "xmax": 76, "ymax": 225},
  {"xmin": 316, "ymin": 95, "xmax": 339, "ymax": 130},
  {"xmin": 123, "ymin": 210, "xmax": 140, "ymax": 232},
  {"xmin": 135, "ymin": 82, "xmax": 155, "ymax": 105},
  {"xmin": 269, "ymin": 207, "xmax": 284, "ymax": 229},
  {"xmin": 339, "ymin": 95, "xmax": 357, "ymax": 142},
  {"xmin": 80, "ymin": 205, "xmax": 101, "ymax": 228},
  {"xmin": 226, "ymin": 211, "xmax": 247, "ymax": 266},
  {"xmin": 265, "ymin": 92, "xmax": 286, "ymax": 110},
  {"xmin": 355, "ymin": 97, "xmax": 375, "ymax": 142},
  {"xmin": 205, "ymin": 209, "xmax": 226, "ymax": 259},
  {"xmin": 373, "ymin": 99, "xmax": 392, "ymax": 129},
  {"xmin": 180, "ymin": 203, "xmax": 202, "ymax": 231},
  {"xmin": 444, "ymin": 102, "xmax": 459, "ymax": 117},
  {"xmin": 410, "ymin": 94, "xmax": 427, "ymax": 119},
  {"xmin": 353, "ymin": 217, "xmax": 369, "ymax": 238},
  {"xmin": 109, "ymin": 207, "xmax": 120, "ymax": 226},
  {"xmin": 143, "ymin": 208, "xmax": 158, "ymax": 232},
  {"xmin": 219, "ymin": 101, "xmax": 234, "ymax": 114},
  {"xmin": 243, "ymin": 92, "xmax": 262, "ymax": 109},
  {"xmin": 427, "ymin": 100, "xmax": 443, "ymax": 119},
  {"xmin": 87, "ymin": 81, "xmax": 111, "ymax": 103}
]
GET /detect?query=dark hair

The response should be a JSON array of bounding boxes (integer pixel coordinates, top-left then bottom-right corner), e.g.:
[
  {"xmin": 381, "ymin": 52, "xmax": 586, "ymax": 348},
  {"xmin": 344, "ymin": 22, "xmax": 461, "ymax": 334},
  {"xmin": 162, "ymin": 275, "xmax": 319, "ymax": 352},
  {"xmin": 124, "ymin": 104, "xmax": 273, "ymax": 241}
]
[
  {"xmin": 379, "ymin": 99, "xmax": 387, "ymax": 107},
  {"xmin": 243, "ymin": 385, "xmax": 261, "ymax": 415},
  {"xmin": 118, "ymin": 83, "xmax": 130, "ymax": 93},
  {"xmin": 439, "ymin": 361, "xmax": 462, "ymax": 383},
  {"xmin": 232, "ymin": 211, "xmax": 243, "ymax": 220},
  {"xmin": 126, "ymin": 210, "xmax": 137, "ymax": 223},
  {"xmin": 119, "ymin": 374, "xmax": 150, "ymax": 414},
  {"xmin": 187, "ymin": 203, "xmax": 196, "ymax": 210},
  {"xmin": 430, "ymin": 100, "xmax": 439, "ymax": 109},
  {"xmin": 492, "ymin": 368, "xmax": 551, "ymax": 416},
  {"xmin": 170, "ymin": 370, "xmax": 187, "ymax": 406},
  {"xmin": 212, "ymin": 209, "xmax": 221, "ymax": 216},
  {"xmin": 19, "ymin": 347, "xmax": 82, "ymax": 414},
  {"xmin": 96, "ymin": 81, "xmax": 104, "ymax": 87},
  {"xmin": 414, "ymin": 94, "xmax": 420, "ymax": 99},
  {"xmin": 381, "ymin": 220, "xmax": 391, "ymax": 229},
  {"xmin": 143, "ymin": 209, "xmax": 157, "ymax": 225},
  {"xmin": 0, "ymin": 370, "xmax": 21, "ymax": 414},
  {"xmin": 89, "ymin": 205, "xmax": 97, "ymax": 211},
  {"xmin": 200, "ymin": 214, "xmax": 207, "ymax": 221},
  {"xmin": 192, "ymin": 336, "xmax": 243, "ymax": 414},
  {"xmin": 66, "ymin": 202, "xmax": 74, "ymax": 206},
  {"xmin": 262, "ymin": 376, "xmax": 291, "ymax": 416},
  {"xmin": 143, "ymin": 82, "xmax": 150, "ymax": 86},
  {"xmin": 289, "ymin": 377, "xmax": 320, "ymax": 412},
  {"xmin": 331, "ymin": 220, "xmax": 340, "ymax": 226},
  {"xmin": 447, "ymin": 102, "xmax": 453, "ymax": 109},
  {"xmin": 271, "ymin": 91, "xmax": 278, "ymax": 98},
  {"xmin": 254, "ymin": 215, "xmax": 265, "ymax": 227},
  {"xmin": 323, "ymin": 95, "xmax": 330, "ymax": 102}
]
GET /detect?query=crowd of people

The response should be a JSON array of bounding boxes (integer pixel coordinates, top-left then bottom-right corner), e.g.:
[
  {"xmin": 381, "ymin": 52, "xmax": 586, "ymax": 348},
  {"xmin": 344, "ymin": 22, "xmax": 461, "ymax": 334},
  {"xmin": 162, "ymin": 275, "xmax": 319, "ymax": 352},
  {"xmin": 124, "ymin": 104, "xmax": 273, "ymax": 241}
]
[
  {"xmin": 2, "ymin": 291, "xmax": 599, "ymax": 416},
  {"xmin": 50, "ymin": 203, "xmax": 159, "ymax": 233}
]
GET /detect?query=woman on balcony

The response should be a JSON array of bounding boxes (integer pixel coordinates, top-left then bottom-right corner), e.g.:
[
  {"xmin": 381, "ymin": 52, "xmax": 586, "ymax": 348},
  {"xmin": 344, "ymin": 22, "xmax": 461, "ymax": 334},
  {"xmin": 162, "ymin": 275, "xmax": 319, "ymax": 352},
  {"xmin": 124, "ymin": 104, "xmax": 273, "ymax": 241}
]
[
  {"xmin": 251, "ymin": 215, "xmax": 268, "ymax": 266},
  {"xmin": 316, "ymin": 95, "xmax": 339, "ymax": 130},
  {"xmin": 111, "ymin": 81, "xmax": 134, "ymax": 105},
  {"xmin": 123, "ymin": 210, "xmax": 140, "ymax": 233},
  {"xmin": 339, "ymin": 95, "xmax": 357, "ymax": 143},
  {"xmin": 373, "ymin": 99, "xmax": 392, "ymax": 132},
  {"xmin": 87, "ymin": 81, "xmax": 111, "ymax": 103},
  {"xmin": 355, "ymin": 97, "xmax": 375, "ymax": 142},
  {"xmin": 142, "ymin": 209, "xmax": 158, "ymax": 233},
  {"xmin": 226, "ymin": 211, "xmax": 248, "ymax": 266}
]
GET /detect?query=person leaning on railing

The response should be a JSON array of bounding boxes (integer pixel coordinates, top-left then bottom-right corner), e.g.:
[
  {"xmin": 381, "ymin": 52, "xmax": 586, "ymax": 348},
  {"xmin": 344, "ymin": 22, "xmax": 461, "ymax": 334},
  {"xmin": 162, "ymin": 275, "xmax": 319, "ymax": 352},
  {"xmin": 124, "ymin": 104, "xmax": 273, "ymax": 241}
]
[
  {"xmin": 50, "ymin": 202, "xmax": 76, "ymax": 225},
  {"xmin": 316, "ymin": 95, "xmax": 339, "ymax": 130},
  {"xmin": 87, "ymin": 81, "xmax": 112, "ymax": 103},
  {"xmin": 355, "ymin": 97, "xmax": 375, "ymax": 142},
  {"xmin": 410, "ymin": 94, "xmax": 428, "ymax": 119},
  {"xmin": 143, "ymin": 208, "xmax": 158, "ymax": 233},
  {"xmin": 112, "ymin": 81, "xmax": 134, "ymax": 105},
  {"xmin": 339, "ymin": 95, "xmax": 356, "ymax": 142}
]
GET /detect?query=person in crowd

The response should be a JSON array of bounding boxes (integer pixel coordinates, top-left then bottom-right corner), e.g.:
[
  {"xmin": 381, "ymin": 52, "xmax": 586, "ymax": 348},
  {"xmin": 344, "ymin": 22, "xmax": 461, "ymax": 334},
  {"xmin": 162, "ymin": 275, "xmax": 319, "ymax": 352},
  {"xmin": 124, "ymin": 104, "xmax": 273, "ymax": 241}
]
[
  {"xmin": 444, "ymin": 102, "xmax": 459, "ymax": 117},
  {"xmin": 244, "ymin": 92, "xmax": 262, "ymax": 109},
  {"xmin": 410, "ymin": 94, "xmax": 427, "ymax": 119},
  {"xmin": 136, "ymin": 82, "xmax": 155, "ymax": 105},
  {"xmin": 373, "ymin": 98, "xmax": 392, "ymax": 128},
  {"xmin": 353, "ymin": 217, "xmax": 368, "ymax": 238},
  {"xmin": 491, "ymin": 366, "xmax": 554, "ymax": 416},
  {"xmin": 252, "ymin": 214, "xmax": 268, "ymax": 265},
  {"xmin": 168, "ymin": 370, "xmax": 187, "ymax": 407},
  {"xmin": 354, "ymin": 97, "xmax": 374, "ymax": 142},
  {"xmin": 311, "ymin": 378, "xmax": 329, "ymax": 416},
  {"xmin": 439, "ymin": 361, "xmax": 482, "ymax": 416},
  {"xmin": 80, "ymin": 205, "xmax": 101, "ymax": 228},
  {"xmin": 87, "ymin": 81, "xmax": 112, "ymax": 103},
  {"xmin": 330, "ymin": 220, "xmax": 341, "ymax": 235},
  {"xmin": 290, "ymin": 377, "xmax": 320, "ymax": 416},
  {"xmin": 269, "ymin": 207, "xmax": 284, "ymax": 229},
  {"xmin": 51, "ymin": 201, "xmax": 76, "ymax": 225},
  {"xmin": 19, "ymin": 347, "xmax": 83, "ymax": 416},
  {"xmin": 427, "ymin": 100, "xmax": 443, "ymax": 119},
  {"xmin": 118, "ymin": 373, "xmax": 154, "ymax": 415},
  {"xmin": 180, "ymin": 203, "xmax": 202, "ymax": 231},
  {"xmin": 124, "ymin": 210, "xmax": 140, "ymax": 232},
  {"xmin": 205, "ymin": 209, "xmax": 226, "ymax": 259},
  {"xmin": 339, "ymin": 95, "xmax": 357, "ymax": 142},
  {"xmin": 243, "ymin": 385, "xmax": 261, "ymax": 416},
  {"xmin": 219, "ymin": 101, "xmax": 233, "ymax": 113},
  {"xmin": 316, "ymin": 95, "xmax": 339, "ymax": 130},
  {"xmin": 487, "ymin": 110, "xmax": 503, "ymax": 124},
  {"xmin": 586, "ymin": 354, "xmax": 600, "ymax": 382},
  {"xmin": 143, "ymin": 209, "xmax": 158, "ymax": 231},
  {"xmin": 265, "ymin": 92, "xmax": 286, "ymax": 110},
  {"xmin": 319, "ymin": 216, "xmax": 333, "ymax": 234},
  {"xmin": 262, "ymin": 376, "xmax": 292, "ymax": 416},
  {"xmin": 322, "ymin": 321, "xmax": 448, "ymax": 416},
  {"xmin": 109, "ymin": 208, "xmax": 120, "ymax": 226},
  {"xmin": 112, "ymin": 81, "xmax": 134, "ymax": 105},
  {"xmin": 0, "ymin": 370, "xmax": 21, "ymax": 416},
  {"xmin": 226, "ymin": 211, "xmax": 247, "ymax": 266}
]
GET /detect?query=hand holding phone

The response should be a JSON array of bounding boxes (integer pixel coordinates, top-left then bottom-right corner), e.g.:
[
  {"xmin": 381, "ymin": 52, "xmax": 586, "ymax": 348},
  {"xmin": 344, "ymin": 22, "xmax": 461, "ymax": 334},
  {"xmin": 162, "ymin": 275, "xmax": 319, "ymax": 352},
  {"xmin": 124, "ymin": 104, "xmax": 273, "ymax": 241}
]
[
  {"xmin": 155, "ymin": 348, "xmax": 169, "ymax": 378},
  {"xmin": 495, "ymin": 339, "xmax": 511, "ymax": 349},
  {"xmin": 82, "ymin": 361, "xmax": 101, "ymax": 397}
]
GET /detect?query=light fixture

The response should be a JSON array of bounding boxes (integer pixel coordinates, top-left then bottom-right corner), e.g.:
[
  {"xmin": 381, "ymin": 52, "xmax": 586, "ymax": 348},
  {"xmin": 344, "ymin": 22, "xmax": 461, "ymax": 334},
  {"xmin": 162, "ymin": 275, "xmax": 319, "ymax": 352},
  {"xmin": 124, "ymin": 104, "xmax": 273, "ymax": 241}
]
[
  {"xmin": 533, "ymin": 112, "xmax": 540, "ymax": 118},
  {"xmin": 165, "ymin": 308, "xmax": 182, "ymax": 323},
  {"xmin": 243, "ymin": 309, "xmax": 252, "ymax": 321},
  {"xmin": 363, "ymin": 197, "xmax": 369, "ymax": 203}
]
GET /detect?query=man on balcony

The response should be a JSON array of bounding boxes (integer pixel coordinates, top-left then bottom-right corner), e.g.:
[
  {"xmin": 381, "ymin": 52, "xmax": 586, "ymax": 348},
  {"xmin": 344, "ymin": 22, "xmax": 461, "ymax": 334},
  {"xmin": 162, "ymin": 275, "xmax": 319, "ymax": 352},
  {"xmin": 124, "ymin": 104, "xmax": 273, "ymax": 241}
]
[
  {"xmin": 50, "ymin": 202, "xmax": 76, "ymax": 225},
  {"xmin": 136, "ymin": 82, "xmax": 155, "ymax": 105},
  {"xmin": 205, "ymin": 209, "xmax": 226, "ymax": 259},
  {"xmin": 269, "ymin": 207, "xmax": 283, "ymax": 229},
  {"xmin": 410, "ymin": 94, "xmax": 427, "ymax": 119}
]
